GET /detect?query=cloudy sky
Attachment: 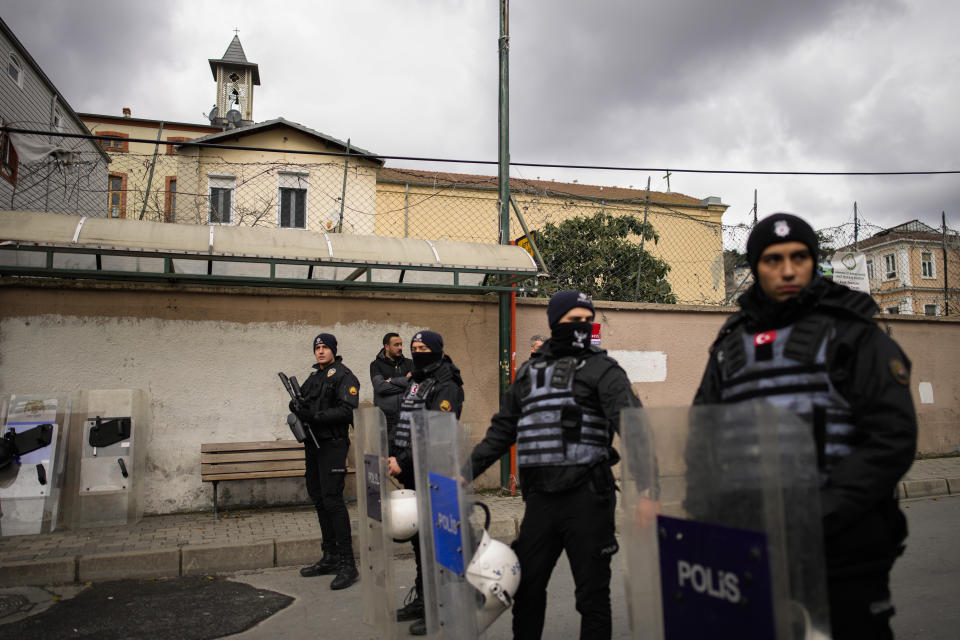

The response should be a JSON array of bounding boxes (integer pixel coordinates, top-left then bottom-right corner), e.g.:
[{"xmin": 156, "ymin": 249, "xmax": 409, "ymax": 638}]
[{"xmin": 3, "ymin": 0, "xmax": 958, "ymax": 232}]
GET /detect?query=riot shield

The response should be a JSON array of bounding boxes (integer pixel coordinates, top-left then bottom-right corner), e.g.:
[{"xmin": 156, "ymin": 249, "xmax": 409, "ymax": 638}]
[
  {"xmin": 0, "ymin": 393, "xmax": 72, "ymax": 536},
  {"xmin": 67, "ymin": 389, "xmax": 149, "ymax": 528},
  {"xmin": 411, "ymin": 410, "xmax": 481, "ymax": 638},
  {"xmin": 354, "ymin": 406, "xmax": 406, "ymax": 640},
  {"xmin": 620, "ymin": 404, "xmax": 830, "ymax": 640}
]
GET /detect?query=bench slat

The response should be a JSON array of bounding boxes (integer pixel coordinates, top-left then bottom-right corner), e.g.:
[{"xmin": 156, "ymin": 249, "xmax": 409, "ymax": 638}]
[
  {"xmin": 201, "ymin": 450, "xmax": 305, "ymax": 464},
  {"xmin": 202, "ymin": 467, "xmax": 355, "ymax": 483},
  {"xmin": 202, "ymin": 440, "xmax": 303, "ymax": 453},
  {"xmin": 202, "ymin": 460, "xmax": 306, "ymax": 475},
  {"xmin": 203, "ymin": 469, "xmax": 307, "ymax": 482}
]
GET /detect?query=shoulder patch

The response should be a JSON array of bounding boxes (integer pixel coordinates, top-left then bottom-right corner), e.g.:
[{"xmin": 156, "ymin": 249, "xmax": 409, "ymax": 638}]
[
  {"xmin": 327, "ymin": 367, "xmax": 336, "ymax": 377},
  {"xmin": 439, "ymin": 399, "xmax": 452, "ymax": 412},
  {"xmin": 349, "ymin": 386, "xmax": 358, "ymax": 396},
  {"xmin": 889, "ymin": 358, "xmax": 909, "ymax": 386}
]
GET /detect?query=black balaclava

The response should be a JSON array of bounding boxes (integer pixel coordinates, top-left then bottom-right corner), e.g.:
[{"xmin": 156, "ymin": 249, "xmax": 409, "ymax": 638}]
[
  {"xmin": 411, "ymin": 330, "xmax": 444, "ymax": 371},
  {"xmin": 547, "ymin": 290, "xmax": 595, "ymax": 354}
]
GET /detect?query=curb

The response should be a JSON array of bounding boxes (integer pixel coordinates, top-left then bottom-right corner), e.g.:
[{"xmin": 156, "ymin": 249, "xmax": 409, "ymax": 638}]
[{"xmin": 0, "ymin": 517, "xmax": 520, "ymax": 588}]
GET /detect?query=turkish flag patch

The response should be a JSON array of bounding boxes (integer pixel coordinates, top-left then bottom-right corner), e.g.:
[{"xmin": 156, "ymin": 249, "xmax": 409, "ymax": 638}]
[
  {"xmin": 754, "ymin": 331, "xmax": 776, "ymax": 361},
  {"xmin": 754, "ymin": 331, "xmax": 776, "ymax": 346}
]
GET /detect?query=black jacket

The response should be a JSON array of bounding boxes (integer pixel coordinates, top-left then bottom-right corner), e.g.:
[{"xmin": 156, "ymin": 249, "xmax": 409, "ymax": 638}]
[
  {"xmin": 392, "ymin": 355, "xmax": 464, "ymax": 477},
  {"xmin": 469, "ymin": 340, "xmax": 640, "ymax": 495},
  {"xmin": 369, "ymin": 349, "xmax": 413, "ymax": 421},
  {"xmin": 299, "ymin": 356, "xmax": 360, "ymax": 441},
  {"xmin": 694, "ymin": 278, "xmax": 917, "ymax": 572}
]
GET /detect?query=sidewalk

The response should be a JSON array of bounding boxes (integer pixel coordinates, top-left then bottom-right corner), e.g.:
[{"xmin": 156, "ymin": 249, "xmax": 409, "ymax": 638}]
[{"xmin": 1, "ymin": 458, "xmax": 957, "ymax": 588}]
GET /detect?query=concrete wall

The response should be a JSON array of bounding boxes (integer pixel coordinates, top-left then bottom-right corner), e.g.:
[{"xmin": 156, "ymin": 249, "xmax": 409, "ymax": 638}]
[{"xmin": 1, "ymin": 282, "xmax": 957, "ymax": 516}]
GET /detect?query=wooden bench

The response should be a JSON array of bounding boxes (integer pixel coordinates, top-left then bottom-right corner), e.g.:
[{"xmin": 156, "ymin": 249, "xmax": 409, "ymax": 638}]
[{"xmin": 200, "ymin": 439, "xmax": 358, "ymax": 518}]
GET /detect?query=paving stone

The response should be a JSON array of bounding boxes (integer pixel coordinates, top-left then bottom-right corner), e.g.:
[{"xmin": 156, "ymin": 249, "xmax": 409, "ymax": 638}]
[
  {"xmin": 181, "ymin": 541, "xmax": 274, "ymax": 576},
  {"xmin": 902, "ymin": 478, "xmax": 949, "ymax": 498},
  {"xmin": 0, "ymin": 557, "xmax": 76, "ymax": 587},
  {"xmin": 79, "ymin": 548, "xmax": 180, "ymax": 582}
]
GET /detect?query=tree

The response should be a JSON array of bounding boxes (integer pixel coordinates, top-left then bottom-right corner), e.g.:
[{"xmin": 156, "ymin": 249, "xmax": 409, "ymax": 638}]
[{"xmin": 534, "ymin": 212, "xmax": 676, "ymax": 303}]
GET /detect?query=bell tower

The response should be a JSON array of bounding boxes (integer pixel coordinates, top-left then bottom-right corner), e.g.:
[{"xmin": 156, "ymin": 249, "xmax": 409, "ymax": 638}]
[{"xmin": 208, "ymin": 33, "xmax": 260, "ymax": 127}]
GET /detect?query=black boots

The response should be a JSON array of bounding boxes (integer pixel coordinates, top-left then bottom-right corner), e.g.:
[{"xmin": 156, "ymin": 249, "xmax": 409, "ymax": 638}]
[
  {"xmin": 329, "ymin": 556, "xmax": 359, "ymax": 590},
  {"xmin": 299, "ymin": 552, "xmax": 339, "ymax": 577},
  {"xmin": 396, "ymin": 587, "xmax": 424, "ymax": 621},
  {"xmin": 409, "ymin": 617, "xmax": 427, "ymax": 636}
]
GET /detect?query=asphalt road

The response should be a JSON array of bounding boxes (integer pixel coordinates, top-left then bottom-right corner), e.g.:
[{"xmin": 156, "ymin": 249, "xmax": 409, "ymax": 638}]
[{"xmin": 0, "ymin": 495, "xmax": 956, "ymax": 639}]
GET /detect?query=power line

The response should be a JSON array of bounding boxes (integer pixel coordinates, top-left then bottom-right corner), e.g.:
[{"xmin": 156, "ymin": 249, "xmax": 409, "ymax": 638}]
[{"xmin": 5, "ymin": 126, "xmax": 960, "ymax": 177}]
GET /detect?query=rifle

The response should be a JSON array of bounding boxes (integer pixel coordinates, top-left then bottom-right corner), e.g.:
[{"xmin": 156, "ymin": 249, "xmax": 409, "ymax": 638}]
[{"xmin": 278, "ymin": 372, "xmax": 319, "ymax": 448}]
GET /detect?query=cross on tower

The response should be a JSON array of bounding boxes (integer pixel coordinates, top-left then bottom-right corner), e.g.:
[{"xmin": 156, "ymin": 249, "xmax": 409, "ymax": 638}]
[
  {"xmin": 662, "ymin": 170, "xmax": 672, "ymax": 192},
  {"xmin": 233, "ymin": 28, "xmax": 240, "ymax": 36}
]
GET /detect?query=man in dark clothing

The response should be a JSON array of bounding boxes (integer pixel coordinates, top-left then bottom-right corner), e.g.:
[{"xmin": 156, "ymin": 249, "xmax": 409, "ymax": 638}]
[
  {"xmin": 387, "ymin": 329, "xmax": 464, "ymax": 637},
  {"xmin": 289, "ymin": 333, "xmax": 361, "ymax": 590},
  {"xmin": 369, "ymin": 332, "xmax": 413, "ymax": 432},
  {"xmin": 693, "ymin": 213, "xmax": 917, "ymax": 640},
  {"xmin": 468, "ymin": 290, "xmax": 641, "ymax": 640}
]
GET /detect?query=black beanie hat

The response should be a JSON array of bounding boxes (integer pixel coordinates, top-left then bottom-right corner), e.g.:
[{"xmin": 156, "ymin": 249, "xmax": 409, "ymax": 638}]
[
  {"xmin": 547, "ymin": 290, "xmax": 595, "ymax": 328},
  {"xmin": 411, "ymin": 330, "xmax": 443, "ymax": 353},
  {"xmin": 313, "ymin": 333, "xmax": 338, "ymax": 355},
  {"xmin": 746, "ymin": 213, "xmax": 819, "ymax": 274}
]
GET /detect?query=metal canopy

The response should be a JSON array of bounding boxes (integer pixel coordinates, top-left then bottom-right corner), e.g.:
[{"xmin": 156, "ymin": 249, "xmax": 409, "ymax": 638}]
[{"xmin": 0, "ymin": 211, "xmax": 539, "ymax": 293}]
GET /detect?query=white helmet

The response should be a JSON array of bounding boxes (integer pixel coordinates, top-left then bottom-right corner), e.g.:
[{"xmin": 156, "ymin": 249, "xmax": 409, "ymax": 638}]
[
  {"xmin": 466, "ymin": 502, "xmax": 521, "ymax": 632},
  {"xmin": 386, "ymin": 489, "xmax": 418, "ymax": 541}
]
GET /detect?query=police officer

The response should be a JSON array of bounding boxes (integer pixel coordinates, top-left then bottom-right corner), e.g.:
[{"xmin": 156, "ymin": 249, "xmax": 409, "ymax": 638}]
[
  {"xmin": 693, "ymin": 213, "xmax": 917, "ymax": 640},
  {"xmin": 290, "ymin": 333, "xmax": 361, "ymax": 590},
  {"xmin": 387, "ymin": 330, "xmax": 464, "ymax": 636},
  {"xmin": 468, "ymin": 291, "xmax": 640, "ymax": 640}
]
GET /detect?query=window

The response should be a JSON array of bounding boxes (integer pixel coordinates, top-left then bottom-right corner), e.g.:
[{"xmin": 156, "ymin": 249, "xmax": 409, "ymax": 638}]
[
  {"xmin": 885, "ymin": 305, "xmax": 900, "ymax": 315},
  {"xmin": 1, "ymin": 119, "xmax": 18, "ymax": 185},
  {"xmin": 164, "ymin": 176, "xmax": 177, "ymax": 222},
  {"xmin": 7, "ymin": 52, "xmax": 23, "ymax": 88},
  {"xmin": 866, "ymin": 258, "xmax": 874, "ymax": 280},
  {"xmin": 921, "ymin": 251, "xmax": 935, "ymax": 278},
  {"xmin": 279, "ymin": 188, "xmax": 306, "ymax": 228},
  {"xmin": 98, "ymin": 131, "xmax": 129, "ymax": 153},
  {"xmin": 208, "ymin": 176, "xmax": 235, "ymax": 224},
  {"xmin": 108, "ymin": 172, "xmax": 127, "ymax": 218},
  {"xmin": 166, "ymin": 136, "xmax": 191, "ymax": 155},
  {"xmin": 882, "ymin": 253, "xmax": 897, "ymax": 280},
  {"xmin": 924, "ymin": 304, "xmax": 938, "ymax": 317}
]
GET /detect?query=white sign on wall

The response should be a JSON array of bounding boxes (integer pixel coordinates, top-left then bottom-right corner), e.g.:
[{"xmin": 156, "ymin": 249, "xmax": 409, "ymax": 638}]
[{"xmin": 830, "ymin": 252, "xmax": 870, "ymax": 293}]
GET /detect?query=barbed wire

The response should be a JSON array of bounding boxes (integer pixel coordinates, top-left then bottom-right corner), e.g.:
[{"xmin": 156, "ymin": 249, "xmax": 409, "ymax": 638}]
[{"xmin": 2, "ymin": 128, "xmax": 957, "ymax": 314}]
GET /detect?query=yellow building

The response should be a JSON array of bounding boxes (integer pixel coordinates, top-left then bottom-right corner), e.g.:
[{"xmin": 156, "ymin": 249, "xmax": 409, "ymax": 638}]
[
  {"xmin": 80, "ymin": 34, "xmax": 730, "ymax": 304},
  {"xmin": 376, "ymin": 168, "xmax": 729, "ymax": 304},
  {"xmin": 855, "ymin": 220, "xmax": 960, "ymax": 316}
]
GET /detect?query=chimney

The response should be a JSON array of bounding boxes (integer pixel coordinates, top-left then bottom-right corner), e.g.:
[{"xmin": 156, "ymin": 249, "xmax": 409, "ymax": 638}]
[{"xmin": 122, "ymin": 107, "xmax": 131, "ymax": 118}]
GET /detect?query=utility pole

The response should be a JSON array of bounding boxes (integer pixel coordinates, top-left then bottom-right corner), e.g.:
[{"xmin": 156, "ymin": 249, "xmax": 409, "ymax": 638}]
[
  {"xmin": 943, "ymin": 211, "xmax": 950, "ymax": 316},
  {"xmin": 854, "ymin": 201, "xmax": 859, "ymax": 251},
  {"xmin": 497, "ymin": 0, "xmax": 512, "ymax": 488},
  {"xmin": 634, "ymin": 177, "xmax": 651, "ymax": 301},
  {"xmin": 753, "ymin": 189, "xmax": 758, "ymax": 225}
]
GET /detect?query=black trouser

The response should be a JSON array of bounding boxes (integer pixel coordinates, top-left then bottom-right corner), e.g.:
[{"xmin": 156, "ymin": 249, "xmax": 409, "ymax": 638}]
[
  {"xmin": 828, "ymin": 572, "xmax": 894, "ymax": 640},
  {"xmin": 512, "ymin": 483, "xmax": 618, "ymax": 640},
  {"xmin": 825, "ymin": 499, "xmax": 905, "ymax": 640},
  {"xmin": 304, "ymin": 437, "xmax": 353, "ymax": 560},
  {"xmin": 397, "ymin": 466, "xmax": 423, "ymax": 598}
]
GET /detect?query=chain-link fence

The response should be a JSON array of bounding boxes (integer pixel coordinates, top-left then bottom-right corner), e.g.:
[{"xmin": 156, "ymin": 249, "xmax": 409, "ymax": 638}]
[{"xmin": 2, "ymin": 128, "xmax": 958, "ymax": 315}]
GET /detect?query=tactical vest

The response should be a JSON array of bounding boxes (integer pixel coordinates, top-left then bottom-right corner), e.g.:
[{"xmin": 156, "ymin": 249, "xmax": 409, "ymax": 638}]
[
  {"xmin": 393, "ymin": 378, "xmax": 437, "ymax": 451},
  {"xmin": 515, "ymin": 357, "xmax": 610, "ymax": 469},
  {"xmin": 716, "ymin": 315, "xmax": 857, "ymax": 480}
]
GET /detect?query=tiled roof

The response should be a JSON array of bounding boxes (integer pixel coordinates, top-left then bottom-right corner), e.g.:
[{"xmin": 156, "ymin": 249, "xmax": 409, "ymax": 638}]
[
  {"xmin": 181, "ymin": 117, "xmax": 381, "ymax": 164},
  {"xmin": 208, "ymin": 35, "xmax": 260, "ymax": 84},
  {"xmin": 221, "ymin": 36, "xmax": 248, "ymax": 64},
  {"xmin": 838, "ymin": 219, "xmax": 948, "ymax": 251},
  {"xmin": 377, "ymin": 168, "xmax": 719, "ymax": 207}
]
